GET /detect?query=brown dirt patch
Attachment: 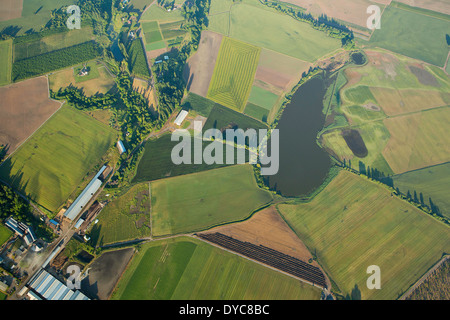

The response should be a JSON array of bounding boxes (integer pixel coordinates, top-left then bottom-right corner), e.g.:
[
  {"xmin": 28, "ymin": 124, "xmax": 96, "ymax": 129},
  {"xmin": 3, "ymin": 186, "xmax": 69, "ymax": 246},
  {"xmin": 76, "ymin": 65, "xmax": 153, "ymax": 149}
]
[
  {"xmin": 81, "ymin": 248, "xmax": 134, "ymax": 300},
  {"xmin": 200, "ymin": 206, "xmax": 317, "ymax": 266},
  {"xmin": 396, "ymin": 0, "xmax": 450, "ymax": 15},
  {"xmin": 0, "ymin": 0, "xmax": 23, "ymax": 21},
  {"xmin": 0, "ymin": 76, "xmax": 61, "ymax": 155},
  {"xmin": 183, "ymin": 30, "xmax": 223, "ymax": 97},
  {"xmin": 147, "ymin": 48, "xmax": 167, "ymax": 60},
  {"xmin": 409, "ymin": 66, "xmax": 439, "ymax": 87}
]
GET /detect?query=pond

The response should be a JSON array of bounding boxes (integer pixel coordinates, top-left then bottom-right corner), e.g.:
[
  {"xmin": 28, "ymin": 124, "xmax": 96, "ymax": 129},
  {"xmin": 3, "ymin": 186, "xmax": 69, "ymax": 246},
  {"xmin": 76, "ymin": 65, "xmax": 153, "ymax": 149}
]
[{"xmin": 264, "ymin": 75, "xmax": 332, "ymax": 197}]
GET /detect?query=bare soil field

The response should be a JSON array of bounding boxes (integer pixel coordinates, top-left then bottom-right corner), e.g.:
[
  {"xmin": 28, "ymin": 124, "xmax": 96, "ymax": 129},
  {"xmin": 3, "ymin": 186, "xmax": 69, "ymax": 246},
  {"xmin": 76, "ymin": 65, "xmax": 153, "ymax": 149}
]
[
  {"xmin": 255, "ymin": 49, "xmax": 311, "ymax": 93},
  {"xmin": 281, "ymin": 0, "xmax": 390, "ymax": 29},
  {"xmin": 184, "ymin": 30, "xmax": 223, "ymax": 97},
  {"xmin": 81, "ymin": 248, "xmax": 135, "ymax": 300},
  {"xmin": 147, "ymin": 47, "xmax": 167, "ymax": 60},
  {"xmin": 396, "ymin": 0, "xmax": 450, "ymax": 15},
  {"xmin": 0, "ymin": 76, "xmax": 61, "ymax": 155},
  {"xmin": 199, "ymin": 206, "xmax": 317, "ymax": 266},
  {"xmin": 0, "ymin": 0, "xmax": 23, "ymax": 21},
  {"xmin": 133, "ymin": 78, "xmax": 157, "ymax": 110}
]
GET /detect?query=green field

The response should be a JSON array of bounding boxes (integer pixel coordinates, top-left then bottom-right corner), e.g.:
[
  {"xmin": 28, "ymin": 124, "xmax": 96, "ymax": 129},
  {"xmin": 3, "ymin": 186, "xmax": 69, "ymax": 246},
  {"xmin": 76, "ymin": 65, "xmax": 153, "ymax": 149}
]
[
  {"xmin": 0, "ymin": 224, "xmax": 13, "ymax": 247},
  {"xmin": 244, "ymin": 102, "xmax": 269, "ymax": 122},
  {"xmin": 181, "ymin": 92, "xmax": 216, "ymax": 117},
  {"xmin": 151, "ymin": 165, "xmax": 273, "ymax": 236},
  {"xmin": 140, "ymin": 5, "xmax": 184, "ymax": 22},
  {"xmin": 247, "ymin": 85, "xmax": 279, "ymax": 111},
  {"xmin": 91, "ymin": 183, "xmax": 151, "ymax": 246},
  {"xmin": 142, "ymin": 21, "xmax": 163, "ymax": 44},
  {"xmin": 278, "ymin": 170, "xmax": 450, "ymax": 300},
  {"xmin": 0, "ymin": 106, "xmax": 117, "ymax": 213},
  {"xmin": 210, "ymin": 2, "xmax": 341, "ymax": 62},
  {"xmin": 133, "ymin": 133, "xmax": 248, "ymax": 183},
  {"xmin": 369, "ymin": 4, "xmax": 450, "ymax": 67},
  {"xmin": 0, "ymin": 39, "xmax": 12, "ymax": 86},
  {"xmin": 128, "ymin": 39, "xmax": 151, "ymax": 79},
  {"xmin": 112, "ymin": 237, "xmax": 321, "ymax": 300},
  {"xmin": 207, "ymin": 37, "xmax": 260, "ymax": 111},
  {"xmin": 393, "ymin": 162, "xmax": 450, "ymax": 219},
  {"xmin": 13, "ymin": 27, "xmax": 95, "ymax": 62},
  {"xmin": 73, "ymin": 61, "xmax": 100, "ymax": 82},
  {"xmin": 146, "ymin": 40, "xmax": 166, "ymax": 51},
  {"xmin": 203, "ymin": 103, "xmax": 268, "ymax": 133}
]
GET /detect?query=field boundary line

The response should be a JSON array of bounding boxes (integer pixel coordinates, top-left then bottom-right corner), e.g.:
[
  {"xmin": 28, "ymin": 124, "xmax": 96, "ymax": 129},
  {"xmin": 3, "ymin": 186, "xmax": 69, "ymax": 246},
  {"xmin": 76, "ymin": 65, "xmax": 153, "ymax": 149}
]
[
  {"xmin": 0, "ymin": 76, "xmax": 65, "ymax": 165},
  {"xmin": 398, "ymin": 255, "xmax": 449, "ymax": 300},
  {"xmin": 391, "ymin": 160, "xmax": 450, "ymax": 178}
]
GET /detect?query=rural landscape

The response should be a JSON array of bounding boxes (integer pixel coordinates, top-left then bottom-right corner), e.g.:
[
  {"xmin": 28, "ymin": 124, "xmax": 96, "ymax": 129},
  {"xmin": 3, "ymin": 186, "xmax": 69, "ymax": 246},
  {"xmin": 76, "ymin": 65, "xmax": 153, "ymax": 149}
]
[{"xmin": 0, "ymin": 0, "xmax": 448, "ymax": 306}]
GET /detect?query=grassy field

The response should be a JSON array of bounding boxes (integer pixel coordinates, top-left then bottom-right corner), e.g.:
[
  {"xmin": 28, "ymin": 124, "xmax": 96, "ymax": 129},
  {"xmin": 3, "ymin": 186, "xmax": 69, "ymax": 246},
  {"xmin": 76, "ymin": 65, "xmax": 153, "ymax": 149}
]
[
  {"xmin": 0, "ymin": 224, "xmax": 13, "ymax": 247},
  {"xmin": 278, "ymin": 170, "xmax": 450, "ymax": 300},
  {"xmin": 223, "ymin": 2, "xmax": 341, "ymax": 62},
  {"xmin": 146, "ymin": 40, "xmax": 166, "ymax": 51},
  {"xmin": 0, "ymin": 39, "xmax": 12, "ymax": 86},
  {"xmin": 393, "ymin": 162, "xmax": 450, "ymax": 219},
  {"xmin": 13, "ymin": 27, "xmax": 95, "ymax": 62},
  {"xmin": 207, "ymin": 37, "xmax": 260, "ymax": 111},
  {"xmin": 73, "ymin": 61, "xmax": 100, "ymax": 82},
  {"xmin": 142, "ymin": 21, "xmax": 163, "ymax": 44},
  {"xmin": 140, "ymin": 4, "xmax": 184, "ymax": 22},
  {"xmin": 247, "ymin": 85, "xmax": 279, "ymax": 111},
  {"xmin": 150, "ymin": 165, "xmax": 273, "ymax": 236},
  {"xmin": 244, "ymin": 102, "xmax": 269, "ymax": 123},
  {"xmin": 0, "ymin": 106, "xmax": 117, "ymax": 213},
  {"xmin": 48, "ymin": 61, "xmax": 116, "ymax": 96},
  {"xmin": 181, "ymin": 92, "xmax": 216, "ymax": 117},
  {"xmin": 91, "ymin": 183, "xmax": 151, "ymax": 246},
  {"xmin": 111, "ymin": 237, "xmax": 321, "ymax": 300},
  {"xmin": 369, "ymin": 3, "xmax": 450, "ymax": 67}
]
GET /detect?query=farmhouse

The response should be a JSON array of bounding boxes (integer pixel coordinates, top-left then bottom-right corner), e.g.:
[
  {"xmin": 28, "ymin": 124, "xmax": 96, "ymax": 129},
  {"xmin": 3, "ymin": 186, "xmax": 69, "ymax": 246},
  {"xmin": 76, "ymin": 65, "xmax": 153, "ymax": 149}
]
[
  {"xmin": 78, "ymin": 66, "xmax": 89, "ymax": 77},
  {"xmin": 5, "ymin": 217, "xmax": 36, "ymax": 246},
  {"xmin": 174, "ymin": 110, "xmax": 188, "ymax": 126},
  {"xmin": 63, "ymin": 165, "xmax": 107, "ymax": 221}
]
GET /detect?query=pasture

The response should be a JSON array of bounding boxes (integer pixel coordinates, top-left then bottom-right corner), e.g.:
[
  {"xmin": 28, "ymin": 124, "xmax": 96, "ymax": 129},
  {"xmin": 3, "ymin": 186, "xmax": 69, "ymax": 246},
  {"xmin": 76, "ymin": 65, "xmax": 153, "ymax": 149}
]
[
  {"xmin": 111, "ymin": 237, "xmax": 321, "ymax": 300},
  {"xmin": 369, "ymin": 4, "xmax": 450, "ymax": 67},
  {"xmin": 0, "ymin": 76, "xmax": 61, "ymax": 155},
  {"xmin": 140, "ymin": 4, "xmax": 183, "ymax": 22},
  {"xmin": 181, "ymin": 93, "xmax": 217, "ymax": 117},
  {"xmin": 0, "ymin": 39, "xmax": 12, "ymax": 85},
  {"xmin": 278, "ymin": 170, "xmax": 450, "ymax": 300},
  {"xmin": 91, "ymin": 183, "xmax": 151, "ymax": 246},
  {"xmin": 48, "ymin": 62, "xmax": 116, "ymax": 96},
  {"xmin": 393, "ymin": 162, "xmax": 450, "ymax": 219},
  {"xmin": 150, "ymin": 165, "xmax": 273, "ymax": 236},
  {"xmin": 207, "ymin": 37, "xmax": 260, "ymax": 111},
  {"xmin": 142, "ymin": 21, "xmax": 163, "ymax": 44},
  {"xmin": 0, "ymin": 106, "xmax": 117, "ymax": 213},
  {"xmin": 247, "ymin": 86, "xmax": 279, "ymax": 111},
  {"xmin": 244, "ymin": 103, "xmax": 269, "ymax": 123},
  {"xmin": 227, "ymin": 3, "xmax": 341, "ymax": 62}
]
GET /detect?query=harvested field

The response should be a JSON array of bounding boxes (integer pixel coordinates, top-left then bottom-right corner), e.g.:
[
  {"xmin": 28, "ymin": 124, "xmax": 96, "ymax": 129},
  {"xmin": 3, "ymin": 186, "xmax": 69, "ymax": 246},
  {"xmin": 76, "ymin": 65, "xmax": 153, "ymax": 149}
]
[
  {"xmin": 184, "ymin": 31, "xmax": 223, "ymax": 97},
  {"xmin": 82, "ymin": 248, "xmax": 134, "ymax": 300},
  {"xmin": 133, "ymin": 78, "xmax": 156, "ymax": 109},
  {"xmin": 0, "ymin": 0, "xmax": 23, "ymax": 21},
  {"xmin": 200, "ymin": 206, "xmax": 316, "ymax": 265},
  {"xmin": 147, "ymin": 47, "xmax": 167, "ymax": 60},
  {"xmin": 198, "ymin": 233, "xmax": 327, "ymax": 288},
  {"xmin": 396, "ymin": 0, "xmax": 450, "ymax": 15},
  {"xmin": 0, "ymin": 76, "xmax": 61, "ymax": 155}
]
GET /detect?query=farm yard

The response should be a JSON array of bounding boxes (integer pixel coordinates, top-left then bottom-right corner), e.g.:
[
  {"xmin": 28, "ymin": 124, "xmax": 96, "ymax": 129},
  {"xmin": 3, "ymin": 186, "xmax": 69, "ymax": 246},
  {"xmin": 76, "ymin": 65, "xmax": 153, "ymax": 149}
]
[
  {"xmin": 0, "ymin": 76, "xmax": 61, "ymax": 155},
  {"xmin": 111, "ymin": 237, "xmax": 322, "ymax": 300},
  {"xmin": 150, "ymin": 165, "xmax": 273, "ymax": 236},
  {"xmin": 0, "ymin": 105, "xmax": 117, "ymax": 213},
  {"xmin": 278, "ymin": 170, "xmax": 450, "ymax": 300},
  {"xmin": 90, "ymin": 183, "xmax": 151, "ymax": 247},
  {"xmin": 207, "ymin": 37, "xmax": 260, "ymax": 111},
  {"xmin": 48, "ymin": 61, "xmax": 116, "ymax": 96}
]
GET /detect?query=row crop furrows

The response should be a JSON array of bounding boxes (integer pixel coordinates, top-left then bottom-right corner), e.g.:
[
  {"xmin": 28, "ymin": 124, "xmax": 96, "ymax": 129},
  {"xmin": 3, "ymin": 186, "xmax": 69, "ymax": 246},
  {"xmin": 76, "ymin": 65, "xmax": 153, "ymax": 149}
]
[{"xmin": 198, "ymin": 233, "xmax": 327, "ymax": 287}]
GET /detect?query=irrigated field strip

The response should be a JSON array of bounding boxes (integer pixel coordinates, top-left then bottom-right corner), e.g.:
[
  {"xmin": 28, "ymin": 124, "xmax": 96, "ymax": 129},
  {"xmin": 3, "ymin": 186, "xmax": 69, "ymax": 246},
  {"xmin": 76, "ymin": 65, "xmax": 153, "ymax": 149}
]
[
  {"xmin": 207, "ymin": 37, "xmax": 260, "ymax": 111},
  {"xmin": 198, "ymin": 233, "xmax": 327, "ymax": 288}
]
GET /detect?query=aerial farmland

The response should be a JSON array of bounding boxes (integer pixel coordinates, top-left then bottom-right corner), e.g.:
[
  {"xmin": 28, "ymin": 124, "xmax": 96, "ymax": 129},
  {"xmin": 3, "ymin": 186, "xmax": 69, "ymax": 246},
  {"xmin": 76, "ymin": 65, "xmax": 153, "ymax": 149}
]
[{"xmin": 0, "ymin": 0, "xmax": 448, "ymax": 308}]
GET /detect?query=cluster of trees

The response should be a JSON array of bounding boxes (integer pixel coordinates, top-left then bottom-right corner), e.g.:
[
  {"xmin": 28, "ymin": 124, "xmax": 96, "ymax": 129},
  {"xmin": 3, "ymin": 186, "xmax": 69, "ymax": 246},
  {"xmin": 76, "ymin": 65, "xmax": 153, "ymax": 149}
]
[
  {"xmin": 0, "ymin": 183, "xmax": 54, "ymax": 242},
  {"xmin": 261, "ymin": 0, "xmax": 355, "ymax": 48},
  {"xmin": 353, "ymin": 160, "xmax": 394, "ymax": 187},
  {"xmin": 12, "ymin": 41, "xmax": 101, "ymax": 81},
  {"xmin": 157, "ymin": 0, "xmax": 176, "ymax": 10},
  {"xmin": 181, "ymin": 0, "xmax": 210, "ymax": 50}
]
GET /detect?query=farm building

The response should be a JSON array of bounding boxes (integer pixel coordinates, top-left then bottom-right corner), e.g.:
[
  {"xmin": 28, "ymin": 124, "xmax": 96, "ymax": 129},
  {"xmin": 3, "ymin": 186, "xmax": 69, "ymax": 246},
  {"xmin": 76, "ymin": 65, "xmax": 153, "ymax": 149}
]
[
  {"xmin": 117, "ymin": 140, "xmax": 126, "ymax": 154},
  {"xmin": 63, "ymin": 166, "xmax": 107, "ymax": 221},
  {"xmin": 27, "ymin": 269, "xmax": 90, "ymax": 300},
  {"xmin": 5, "ymin": 217, "xmax": 36, "ymax": 246},
  {"xmin": 174, "ymin": 110, "xmax": 188, "ymax": 126}
]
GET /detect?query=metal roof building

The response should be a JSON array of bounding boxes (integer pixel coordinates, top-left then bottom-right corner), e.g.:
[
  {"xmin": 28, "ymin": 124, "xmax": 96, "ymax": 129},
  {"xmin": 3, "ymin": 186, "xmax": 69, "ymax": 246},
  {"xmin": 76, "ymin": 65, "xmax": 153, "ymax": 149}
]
[
  {"xmin": 117, "ymin": 140, "xmax": 126, "ymax": 154},
  {"xmin": 27, "ymin": 269, "xmax": 90, "ymax": 300},
  {"xmin": 64, "ymin": 166, "xmax": 107, "ymax": 221},
  {"xmin": 5, "ymin": 217, "xmax": 36, "ymax": 246},
  {"xmin": 174, "ymin": 110, "xmax": 188, "ymax": 126}
]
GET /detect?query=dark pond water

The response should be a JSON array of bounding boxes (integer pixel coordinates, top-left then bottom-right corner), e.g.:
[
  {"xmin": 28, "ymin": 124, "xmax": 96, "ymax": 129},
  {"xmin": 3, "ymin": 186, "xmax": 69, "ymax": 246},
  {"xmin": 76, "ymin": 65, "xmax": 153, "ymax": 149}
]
[
  {"xmin": 111, "ymin": 40, "xmax": 124, "ymax": 62},
  {"xmin": 264, "ymin": 76, "xmax": 332, "ymax": 197}
]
